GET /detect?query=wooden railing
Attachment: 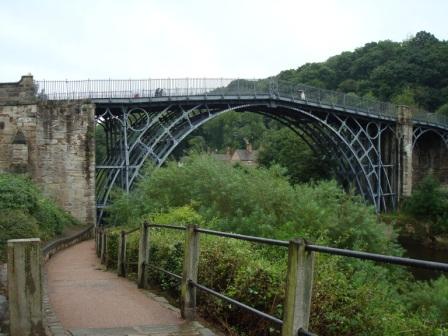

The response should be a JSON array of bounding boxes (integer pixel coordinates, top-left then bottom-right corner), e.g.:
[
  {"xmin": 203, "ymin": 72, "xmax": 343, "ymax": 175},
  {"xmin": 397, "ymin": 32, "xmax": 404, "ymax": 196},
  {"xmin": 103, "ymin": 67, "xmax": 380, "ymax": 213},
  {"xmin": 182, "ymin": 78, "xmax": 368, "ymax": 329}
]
[{"xmin": 95, "ymin": 223, "xmax": 448, "ymax": 336}]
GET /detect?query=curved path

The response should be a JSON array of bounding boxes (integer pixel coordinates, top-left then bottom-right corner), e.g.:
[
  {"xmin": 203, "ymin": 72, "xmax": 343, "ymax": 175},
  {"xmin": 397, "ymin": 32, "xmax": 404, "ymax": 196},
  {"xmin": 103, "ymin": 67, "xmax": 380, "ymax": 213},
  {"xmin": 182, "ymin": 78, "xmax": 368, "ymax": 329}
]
[{"xmin": 46, "ymin": 240, "xmax": 214, "ymax": 336}]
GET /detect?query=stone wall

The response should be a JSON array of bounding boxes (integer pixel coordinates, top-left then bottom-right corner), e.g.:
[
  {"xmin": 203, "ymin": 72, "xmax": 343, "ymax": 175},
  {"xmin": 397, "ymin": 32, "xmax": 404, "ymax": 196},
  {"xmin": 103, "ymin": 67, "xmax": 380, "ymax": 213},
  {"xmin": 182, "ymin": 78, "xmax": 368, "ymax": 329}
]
[
  {"xmin": 0, "ymin": 77, "xmax": 95, "ymax": 225},
  {"xmin": 0, "ymin": 76, "xmax": 36, "ymax": 105}
]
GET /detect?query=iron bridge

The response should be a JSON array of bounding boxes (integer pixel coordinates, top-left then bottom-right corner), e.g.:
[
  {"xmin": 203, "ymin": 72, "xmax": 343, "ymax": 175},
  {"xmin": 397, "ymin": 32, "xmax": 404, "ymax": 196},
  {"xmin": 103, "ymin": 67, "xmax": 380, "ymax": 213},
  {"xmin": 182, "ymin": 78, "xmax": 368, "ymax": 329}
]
[{"xmin": 36, "ymin": 78, "xmax": 448, "ymax": 224}]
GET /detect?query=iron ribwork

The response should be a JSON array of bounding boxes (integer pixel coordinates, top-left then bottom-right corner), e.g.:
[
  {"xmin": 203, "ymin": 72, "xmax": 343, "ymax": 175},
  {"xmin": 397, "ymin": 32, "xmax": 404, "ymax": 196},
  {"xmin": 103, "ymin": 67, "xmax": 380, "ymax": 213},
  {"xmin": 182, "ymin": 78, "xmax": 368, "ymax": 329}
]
[
  {"xmin": 93, "ymin": 99, "xmax": 397, "ymax": 223},
  {"xmin": 33, "ymin": 78, "xmax": 448, "ymax": 223}
]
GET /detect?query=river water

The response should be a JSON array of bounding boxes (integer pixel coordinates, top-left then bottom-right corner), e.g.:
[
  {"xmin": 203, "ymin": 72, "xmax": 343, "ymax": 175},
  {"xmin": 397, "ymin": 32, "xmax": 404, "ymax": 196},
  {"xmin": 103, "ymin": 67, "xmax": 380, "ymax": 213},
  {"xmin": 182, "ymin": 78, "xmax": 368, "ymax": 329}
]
[{"xmin": 399, "ymin": 237, "xmax": 448, "ymax": 280}]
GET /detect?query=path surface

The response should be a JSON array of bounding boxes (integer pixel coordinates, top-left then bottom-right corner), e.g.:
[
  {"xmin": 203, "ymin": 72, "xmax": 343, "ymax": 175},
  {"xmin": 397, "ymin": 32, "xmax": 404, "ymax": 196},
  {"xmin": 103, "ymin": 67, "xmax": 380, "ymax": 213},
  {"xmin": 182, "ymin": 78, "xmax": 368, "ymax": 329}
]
[{"xmin": 46, "ymin": 240, "xmax": 214, "ymax": 335}]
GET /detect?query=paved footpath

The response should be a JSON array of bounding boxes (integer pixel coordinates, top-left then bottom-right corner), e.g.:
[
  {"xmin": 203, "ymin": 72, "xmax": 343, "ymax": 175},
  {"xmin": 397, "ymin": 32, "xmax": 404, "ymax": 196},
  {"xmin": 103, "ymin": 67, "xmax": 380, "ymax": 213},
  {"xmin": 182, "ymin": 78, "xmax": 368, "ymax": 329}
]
[{"xmin": 46, "ymin": 240, "xmax": 215, "ymax": 336}]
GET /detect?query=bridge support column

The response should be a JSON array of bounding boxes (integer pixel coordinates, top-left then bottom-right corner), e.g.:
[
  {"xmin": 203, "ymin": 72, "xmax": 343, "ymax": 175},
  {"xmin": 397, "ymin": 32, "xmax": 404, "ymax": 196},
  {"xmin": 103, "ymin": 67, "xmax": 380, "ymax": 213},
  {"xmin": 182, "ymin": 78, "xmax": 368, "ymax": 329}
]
[
  {"xmin": 7, "ymin": 238, "xmax": 45, "ymax": 336},
  {"xmin": 397, "ymin": 106, "xmax": 413, "ymax": 199}
]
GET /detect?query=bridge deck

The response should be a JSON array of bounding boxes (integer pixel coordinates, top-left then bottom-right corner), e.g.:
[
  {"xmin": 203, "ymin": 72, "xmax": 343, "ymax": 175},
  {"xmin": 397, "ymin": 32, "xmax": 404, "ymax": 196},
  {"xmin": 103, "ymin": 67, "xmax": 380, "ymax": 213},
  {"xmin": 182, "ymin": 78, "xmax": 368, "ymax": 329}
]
[{"xmin": 46, "ymin": 240, "xmax": 215, "ymax": 335}]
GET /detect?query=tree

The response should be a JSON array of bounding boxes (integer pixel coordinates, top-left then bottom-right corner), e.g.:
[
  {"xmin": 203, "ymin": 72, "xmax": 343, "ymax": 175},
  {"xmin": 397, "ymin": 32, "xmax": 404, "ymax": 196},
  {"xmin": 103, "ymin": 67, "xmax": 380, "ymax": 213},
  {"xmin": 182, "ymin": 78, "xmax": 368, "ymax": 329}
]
[
  {"xmin": 404, "ymin": 175, "xmax": 448, "ymax": 237},
  {"xmin": 392, "ymin": 87, "xmax": 418, "ymax": 107},
  {"xmin": 258, "ymin": 128, "xmax": 335, "ymax": 184},
  {"xmin": 273, "ymin": 31, "xmax": 448, "ymax": 111},
  {"xmin": 436, "ymin": 103, "xmax": 448, "ymax": 117}
]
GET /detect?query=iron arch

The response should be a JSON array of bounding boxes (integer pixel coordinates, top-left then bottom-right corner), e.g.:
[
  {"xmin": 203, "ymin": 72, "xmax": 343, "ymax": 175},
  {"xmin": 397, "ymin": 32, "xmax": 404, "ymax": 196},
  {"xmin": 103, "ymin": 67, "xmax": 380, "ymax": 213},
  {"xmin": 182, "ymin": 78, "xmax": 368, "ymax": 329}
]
[{"xmin": 96, "ymin": 101, "xmax": 396, "ymax": 223}]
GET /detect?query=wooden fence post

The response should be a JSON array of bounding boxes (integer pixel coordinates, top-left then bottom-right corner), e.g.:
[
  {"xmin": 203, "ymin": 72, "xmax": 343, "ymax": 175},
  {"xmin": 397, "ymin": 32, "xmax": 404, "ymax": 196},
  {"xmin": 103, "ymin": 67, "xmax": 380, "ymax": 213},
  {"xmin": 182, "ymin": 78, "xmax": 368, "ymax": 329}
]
[
  {"xmin": 138, "ymin": 222, "xmax": 150, "ymax": 288},
  {"xmin": 100, "ymin": 229, "xmax": 107, "ymax": 265},
  {"xmin": 96, "ymin": 228, "xmax": 102, "ymax": 257},
  {"xmin": 181, "ymin": 224, "xmax": 200, "ymax": 320},
  {"xmin": 117, "ymin": 230, "xmax": 127, "ymax": 277},
  {"xmin": 105, "ymin": 231, "xmax": 110, "ymax": 268},
  {"xmin": 7, "ymin": 238, "xmax": 45, "ymax": 336},
  {"xmin": 94, "ymin": 227, "xmax": 98, "ymax": 255},
  {"xmin": 281, "ymin": 239, "xmax": 315, "ymax": 336}
]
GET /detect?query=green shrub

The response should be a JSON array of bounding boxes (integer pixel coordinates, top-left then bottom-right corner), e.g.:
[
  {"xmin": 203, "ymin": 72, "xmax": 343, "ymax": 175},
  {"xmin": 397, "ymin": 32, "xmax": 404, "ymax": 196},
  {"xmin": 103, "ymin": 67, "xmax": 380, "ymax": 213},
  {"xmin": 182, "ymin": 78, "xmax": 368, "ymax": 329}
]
[
  {"xmin": 405, "ymin": 276, "xmax": 448, "ymax": 325},
  {"xmin": 404, "ymin": 175, "xmax": 448, "ymax": 236},
  {"xmin": 0, "ymin": 174, "xmax": 39, "ymax": 211},
  {"xmin": 103, "ymin": 156, "xmax": 439, "ymax": 334},
  {"xmin": 104, "ymin": 207, "xmax": 434, "ymax": 335},
  {"xmin": 0, "ymin": 210, "xmax": 40, "ymax": 262},
  {"xmin": 109, "ymin": 228, "xmax": 432, "ymax": 335},
  {"xmin": 33, "ymin": 198, "xmax": 76, "ymax": 238},
  {"xmin": 108, "ymin": 154, "xmax": 398, "ymax": 254},
  {"xmin": 105, "ymin": 229, "xmax": 120, "ymax": 269},
  {"xmin": 0, "ymin": 173, "xmax": 79, "ymax": 260}
]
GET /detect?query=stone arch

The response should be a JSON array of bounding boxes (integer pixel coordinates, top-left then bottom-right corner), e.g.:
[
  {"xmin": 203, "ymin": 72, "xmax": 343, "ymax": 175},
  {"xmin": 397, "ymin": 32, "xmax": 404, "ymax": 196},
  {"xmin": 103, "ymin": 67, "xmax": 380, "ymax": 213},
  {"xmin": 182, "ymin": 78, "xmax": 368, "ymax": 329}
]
[{"xmin": 412, "ymin": 127, "xmax": 448, "ymax": 185}]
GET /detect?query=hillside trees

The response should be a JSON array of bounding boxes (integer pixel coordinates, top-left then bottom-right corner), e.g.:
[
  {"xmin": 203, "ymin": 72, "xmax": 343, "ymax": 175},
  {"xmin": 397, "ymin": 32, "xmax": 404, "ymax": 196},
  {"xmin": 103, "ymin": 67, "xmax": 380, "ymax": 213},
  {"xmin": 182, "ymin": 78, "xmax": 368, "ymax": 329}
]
[{"xmin": 277, "ymin": 31, "xmax": 448, "ymax": 111}]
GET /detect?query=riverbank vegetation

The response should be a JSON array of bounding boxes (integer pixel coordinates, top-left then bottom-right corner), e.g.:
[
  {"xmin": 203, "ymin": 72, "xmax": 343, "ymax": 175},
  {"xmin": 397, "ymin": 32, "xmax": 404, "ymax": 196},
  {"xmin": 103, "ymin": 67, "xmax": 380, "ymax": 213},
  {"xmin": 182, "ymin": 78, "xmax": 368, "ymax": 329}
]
[
  {"xmin": 0, "ymin": 173, "xmax": 79, "ymax": 261},
  {"xmin": 106, "ymin": 155, "xmax": 447, "ymax": 335},
  {"xmin": 382, "ymin": 175, "xmax": 448, "ymax": 249}
]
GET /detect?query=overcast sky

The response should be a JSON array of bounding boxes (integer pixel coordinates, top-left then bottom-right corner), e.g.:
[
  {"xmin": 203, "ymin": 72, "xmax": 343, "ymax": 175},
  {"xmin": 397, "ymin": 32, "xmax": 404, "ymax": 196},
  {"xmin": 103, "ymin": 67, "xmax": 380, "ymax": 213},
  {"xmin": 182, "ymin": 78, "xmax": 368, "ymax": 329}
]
[{"xmin": 1, "ymin": 0, "xmax": 447, "ymax": 81}]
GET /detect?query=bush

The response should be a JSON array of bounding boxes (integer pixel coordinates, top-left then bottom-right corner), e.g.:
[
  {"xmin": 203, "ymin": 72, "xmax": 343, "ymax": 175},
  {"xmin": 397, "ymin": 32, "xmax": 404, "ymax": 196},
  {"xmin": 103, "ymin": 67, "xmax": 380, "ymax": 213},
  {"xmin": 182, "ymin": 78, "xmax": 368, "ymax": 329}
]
[
  {"xmin": 109, "ymin": 227, "xmax": 432, "ymax": 335},
  {"xmin": 104, "ymin": 156, "xmax": 440, "ymax": 334},
  {"xmin": 0, "ymin": 210, "xmax": 40, "ymax": 262},
  {"xmin": 403, "ymin": 175, "xmax": 448, "ymax": 236},
  {"xmin": 105, "ymin": 207, "xmax": 434, "ymax": 335},
  {"xmin": 405, "ymin": 276, "xmax": 448, "ymax": 325},
  {"xmin": 0, "ymin": 173, "xmax": 79, "ymax": 260},
  {"xmin": 108, "ymin": 154, "xmax": 398, "ymax": 254}
]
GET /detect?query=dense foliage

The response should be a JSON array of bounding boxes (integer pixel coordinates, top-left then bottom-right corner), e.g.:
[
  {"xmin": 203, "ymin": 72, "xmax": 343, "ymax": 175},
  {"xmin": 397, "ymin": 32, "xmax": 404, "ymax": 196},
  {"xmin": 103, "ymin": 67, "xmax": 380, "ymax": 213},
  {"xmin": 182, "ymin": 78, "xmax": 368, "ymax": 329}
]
[
  {"xmin": 105, "ymin": 155, "xmax": 446, "ymax": 335},
  {"xmin": 0, "ymin": 173, "xmax": 79, "ymax": 261},
  {"xmin": 396, "ymin": 175, "xmax": 448, "ymax": 239},
  {"xmin": 105, "ymin": 206, "xmax": 443, "ymax": 335},
  {"xmin": 257, "ymin": 127, "xmax": 335, "ymax": 184},
  {"xmin": 405, "ymin": 276, "xmax": 448, "ymax": 325},
  {"xmin": 109, "ymin": 155, "xmax": 395, "ymax": 253},
  {"xmin": 277, "ymin": 31, "xmax": 448, "ymax": 112}
]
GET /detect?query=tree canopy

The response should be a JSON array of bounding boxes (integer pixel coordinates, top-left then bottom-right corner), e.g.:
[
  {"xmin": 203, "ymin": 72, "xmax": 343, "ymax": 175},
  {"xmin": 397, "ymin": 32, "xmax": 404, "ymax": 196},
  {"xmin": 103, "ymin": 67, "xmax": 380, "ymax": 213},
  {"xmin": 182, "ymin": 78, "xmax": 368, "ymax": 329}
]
[{"xmin": 277, "ymin": 31, "xmax": 448, "ymax": 112}]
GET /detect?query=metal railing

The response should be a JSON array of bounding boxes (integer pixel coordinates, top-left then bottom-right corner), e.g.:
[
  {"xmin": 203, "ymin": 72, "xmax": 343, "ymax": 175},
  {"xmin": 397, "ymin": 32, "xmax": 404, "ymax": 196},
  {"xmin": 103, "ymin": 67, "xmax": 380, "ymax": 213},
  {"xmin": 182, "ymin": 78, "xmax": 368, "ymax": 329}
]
[
  {"xmin": 34, "ymin": 78, "xmax": 448, "ymax": 129},
  {"xmin": 95, "ymin": 223, "xmax": 448, "ymax": 336}
]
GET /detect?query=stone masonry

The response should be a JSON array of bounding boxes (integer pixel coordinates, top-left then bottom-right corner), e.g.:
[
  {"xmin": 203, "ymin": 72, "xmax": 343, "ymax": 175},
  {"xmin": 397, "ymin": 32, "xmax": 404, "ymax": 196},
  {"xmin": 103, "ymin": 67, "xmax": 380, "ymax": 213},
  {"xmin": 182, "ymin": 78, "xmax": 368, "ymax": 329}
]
[
  {"xmin": 396, "ymin": 105, "xmax": 414, "ymax": 198},
  {"xmin": 0, "ymin": 76, "xmax": 95, "ymax": 225}
]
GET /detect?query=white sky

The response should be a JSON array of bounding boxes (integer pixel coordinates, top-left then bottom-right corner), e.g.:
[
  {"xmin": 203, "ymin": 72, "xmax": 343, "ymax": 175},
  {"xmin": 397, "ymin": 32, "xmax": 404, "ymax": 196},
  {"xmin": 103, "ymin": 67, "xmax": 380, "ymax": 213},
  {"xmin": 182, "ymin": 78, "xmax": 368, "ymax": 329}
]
[{"xmin": 1, "ymin": 0, "xmax": 447, "ymax": 81}]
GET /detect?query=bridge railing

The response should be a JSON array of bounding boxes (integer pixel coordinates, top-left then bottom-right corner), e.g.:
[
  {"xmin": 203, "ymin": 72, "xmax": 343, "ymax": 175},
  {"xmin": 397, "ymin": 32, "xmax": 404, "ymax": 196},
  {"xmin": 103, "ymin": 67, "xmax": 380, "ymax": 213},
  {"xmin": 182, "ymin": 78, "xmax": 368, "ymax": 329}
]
[
  {"xmin": 95, "ymin": 223, "xmax": 448, "ymax": 336},
  {"xmin": 35, "ymin": 78, "xmax": 448, "ymax": 129},
  {"xmin": 412, "ymin": 107, "xmax": 448, "ymax": 126}
]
